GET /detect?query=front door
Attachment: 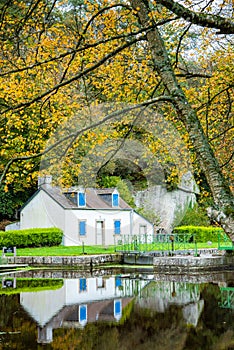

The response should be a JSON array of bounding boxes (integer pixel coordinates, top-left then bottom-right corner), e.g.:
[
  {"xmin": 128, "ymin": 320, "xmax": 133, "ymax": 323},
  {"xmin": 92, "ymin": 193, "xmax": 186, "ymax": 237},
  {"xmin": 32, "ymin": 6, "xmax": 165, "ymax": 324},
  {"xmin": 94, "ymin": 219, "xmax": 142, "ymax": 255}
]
[{"xmin": 96, "ymin": 221, "xmax": 104, "ymax": 245}]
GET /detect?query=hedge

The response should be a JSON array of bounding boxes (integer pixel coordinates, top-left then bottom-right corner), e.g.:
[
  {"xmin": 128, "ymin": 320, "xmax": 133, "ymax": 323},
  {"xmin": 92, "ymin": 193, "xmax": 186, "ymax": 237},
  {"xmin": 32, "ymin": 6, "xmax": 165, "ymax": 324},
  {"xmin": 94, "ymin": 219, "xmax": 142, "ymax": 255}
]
[
  {"xmin": 173, "ymin": 226, "xmax": 224, "ymax": 243},
  {"xmin": 0, "ymin": 278, "xmax": 64, "ymax": 295},
  {"xmin": 0, "ymin": 228, "xmax": 63, "ymax": 248}
]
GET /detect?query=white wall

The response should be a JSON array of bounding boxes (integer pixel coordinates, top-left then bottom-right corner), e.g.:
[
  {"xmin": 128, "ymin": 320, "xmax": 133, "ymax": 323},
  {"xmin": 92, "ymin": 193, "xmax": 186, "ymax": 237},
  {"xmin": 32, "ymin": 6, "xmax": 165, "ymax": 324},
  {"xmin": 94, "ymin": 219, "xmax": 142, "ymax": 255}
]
[
  {"xmin": 20, "ymin": 287, "xmax": 66, "ymax": 327},
  {"xmin": 20, "ymin": 190, "xmax": 153, "ymax": 246},
  {"xmin": 64, "ymin": 209, "xmax": 131, "ymax": 246},
  {"xmin": 20, "ymin": 276, "xmax": 149, "ymax": 327},
  {"xmin": 64, "ymin": 277, "xmax": 124, "ymax": 304},
  {"xmin": 132, "ymin": 211, "xmax": 154, "ymax": 235},
  {"xmin": 63, "ymin": 209, "xmax": 153, "ymax": 246},
  {"xmin": 20, "ymin": 191, "xmax": 65, "ymax": 231},
  {"xmin": 5, "ymin": 222, "xmax": 20, "ymax": 231}
]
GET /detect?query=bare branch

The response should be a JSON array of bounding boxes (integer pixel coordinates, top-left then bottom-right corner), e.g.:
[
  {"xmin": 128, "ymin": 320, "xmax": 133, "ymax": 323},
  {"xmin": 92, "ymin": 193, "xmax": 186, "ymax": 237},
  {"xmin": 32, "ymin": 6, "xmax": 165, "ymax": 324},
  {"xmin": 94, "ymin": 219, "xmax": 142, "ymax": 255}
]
[{"xmin": 175, "ymin": 24, "xmax": 192, "ymax": 68}]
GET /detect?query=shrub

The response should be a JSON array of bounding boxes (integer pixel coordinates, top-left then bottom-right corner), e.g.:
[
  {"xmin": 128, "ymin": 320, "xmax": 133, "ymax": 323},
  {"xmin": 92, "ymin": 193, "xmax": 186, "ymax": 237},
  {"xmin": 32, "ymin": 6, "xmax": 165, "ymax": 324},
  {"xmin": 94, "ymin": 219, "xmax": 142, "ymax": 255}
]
[
  {"xmin": 0, "ymin": 228, "xmax": 63, "ymax": 248},
  {"xmin": 179, "ymin": 203, "xmax": 210, "ymax": 226},
  {"xmin": 0, "ymin": 278, "xmax": 63, "ymax": 294},
  {"xmin": 173, "ymin": 226, "xmax": 223, "ymax": 243}
]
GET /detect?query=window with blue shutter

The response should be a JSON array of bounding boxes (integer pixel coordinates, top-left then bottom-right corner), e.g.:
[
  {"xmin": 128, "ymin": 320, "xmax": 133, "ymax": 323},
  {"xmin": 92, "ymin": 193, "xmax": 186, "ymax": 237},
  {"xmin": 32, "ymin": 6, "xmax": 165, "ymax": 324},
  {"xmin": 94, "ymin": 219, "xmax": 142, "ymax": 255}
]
[
  {"xmin": 79, "ymin": 221, "xmax": 86, "ymax": 236},
  {"xmin": 114, "ymin": 220, "xmax": 121, "ymax": 234},
  {"xmin": 115, "ymin": 276, "xmax": 122, "ymax": 287},
  {"xmin": 112, "ymin": 193, "xmax": 119, "ymax": 207},
  {"xmin": 114, "ymin": 300, "xmax": 121, "ymax": 319},
  {"xmin": 115, "ymin": 300, "xmax": 121, "ymax": 314},
  {"xmin": 78, "ymin": 192, "xmax": 86, "ymax": 207},
  {"xmin": 79, "ymin": 305, "xmax": 87, "ymax": 322},
  {"xmin": 79, "ymin": 278, "xmax": 87, "ymax": 292}
]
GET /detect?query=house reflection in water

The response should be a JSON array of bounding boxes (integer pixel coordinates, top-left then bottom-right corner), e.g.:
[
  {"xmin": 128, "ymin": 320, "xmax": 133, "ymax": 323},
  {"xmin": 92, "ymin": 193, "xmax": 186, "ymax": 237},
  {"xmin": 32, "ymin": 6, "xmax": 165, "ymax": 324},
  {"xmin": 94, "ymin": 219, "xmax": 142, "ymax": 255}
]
[
  {"xmin": 20, "ymin": 276, "xmax": 205, "ymax": 344},
  {"xmin": 135, "ymin": 281, "xmax": 204, "ymax": 327},
  {"xmin": 20, "ymin": 276, "xmax": 147, "ymax": 344}
]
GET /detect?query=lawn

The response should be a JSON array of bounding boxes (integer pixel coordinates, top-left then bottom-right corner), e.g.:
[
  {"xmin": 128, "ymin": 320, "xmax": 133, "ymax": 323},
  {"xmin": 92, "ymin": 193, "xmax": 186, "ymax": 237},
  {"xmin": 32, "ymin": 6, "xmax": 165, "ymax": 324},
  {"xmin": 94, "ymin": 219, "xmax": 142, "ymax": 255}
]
[
  {"xmin": 15, "ymin": 245, "xmax": 116, "ymax": 256},
  {"xmin": 8, "ymin": 241, "xmax": 220, "ymax": 257}
]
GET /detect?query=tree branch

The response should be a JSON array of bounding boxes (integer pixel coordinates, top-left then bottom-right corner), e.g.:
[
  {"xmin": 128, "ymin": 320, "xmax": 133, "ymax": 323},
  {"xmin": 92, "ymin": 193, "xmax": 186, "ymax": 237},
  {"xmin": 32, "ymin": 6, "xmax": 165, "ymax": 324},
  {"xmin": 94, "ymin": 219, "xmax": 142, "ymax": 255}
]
[
  {"xmin": 176, "ymin": 72, "xmax": 212, "ymax": 79},
  {"xmin": 221, "ymin": 150, "xmax": 234, "ymax": 168},
  {"xmin": 0, "ymin": 96, "xmax": 173, "ymax": 186},
  {"xmin": 157, "ymin": 0, "xmax": 234, "ymax": 34},
  {"xmin": 0, "ymin": 35, "xmax": 146, "ymax": 114}
]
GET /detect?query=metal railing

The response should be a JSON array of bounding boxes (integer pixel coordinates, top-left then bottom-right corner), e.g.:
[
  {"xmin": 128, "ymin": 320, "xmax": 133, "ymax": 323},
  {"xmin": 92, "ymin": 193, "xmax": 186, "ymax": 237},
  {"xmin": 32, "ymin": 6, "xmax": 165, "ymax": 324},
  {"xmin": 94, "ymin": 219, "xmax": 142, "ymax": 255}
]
[
  {"xmin": 218, "ymin": 233, "xmax": 234, "ymax": 250},
  {"xmin": 114, "ymin": 233, "xmax": 198, "ymax": 256},
  {"xmin": 219, "ymin": 287, "xmax": 234, "ymax": 309}
]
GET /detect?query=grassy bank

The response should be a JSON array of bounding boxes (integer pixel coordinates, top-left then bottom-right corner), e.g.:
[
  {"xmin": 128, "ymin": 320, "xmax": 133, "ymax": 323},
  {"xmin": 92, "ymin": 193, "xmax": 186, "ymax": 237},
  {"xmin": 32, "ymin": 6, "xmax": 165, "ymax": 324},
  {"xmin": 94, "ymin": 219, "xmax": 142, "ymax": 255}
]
[
  {"xmin": 15, "ymin": 245, "xmax": 116, "ymax": 256},
  {"xmin": 0, "ymin": 278, "xmax": 63, "ymax": 294},
  {"xmin": 3, "ymin": 241, "xmax": 220, "ymax": 257}
]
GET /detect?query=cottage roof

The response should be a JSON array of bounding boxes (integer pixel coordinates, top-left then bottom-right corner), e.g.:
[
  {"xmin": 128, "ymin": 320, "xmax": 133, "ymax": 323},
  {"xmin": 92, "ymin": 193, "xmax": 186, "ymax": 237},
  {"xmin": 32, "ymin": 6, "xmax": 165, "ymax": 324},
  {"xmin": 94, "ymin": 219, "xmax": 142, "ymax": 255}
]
[
  {"xmin": 96, "ymin": 188, "xmax": 116, "ymax": 194},
  {"xmin": 42, "ymin": 186, "xmax": 75, "ymax": 209},
  {"xmin": 41, "ymin": 185, "xmax": 131, "ymax": 210}
]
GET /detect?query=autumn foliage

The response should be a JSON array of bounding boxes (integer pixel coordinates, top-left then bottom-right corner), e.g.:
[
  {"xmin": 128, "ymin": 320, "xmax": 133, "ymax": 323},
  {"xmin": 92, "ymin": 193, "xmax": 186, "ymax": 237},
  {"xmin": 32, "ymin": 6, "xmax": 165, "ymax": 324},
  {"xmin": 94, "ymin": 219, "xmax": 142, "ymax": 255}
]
[{"xmin": 0, "ymin": 0, "xmax": 233, "ymax": 239}]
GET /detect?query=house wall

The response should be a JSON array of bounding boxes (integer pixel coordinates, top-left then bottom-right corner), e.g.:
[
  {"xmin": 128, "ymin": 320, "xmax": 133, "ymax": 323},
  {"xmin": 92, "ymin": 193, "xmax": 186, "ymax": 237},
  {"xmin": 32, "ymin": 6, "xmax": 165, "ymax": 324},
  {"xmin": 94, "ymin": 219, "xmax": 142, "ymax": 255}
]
[
  {"xmin": 20, "ymin": 191, "xmax": 65, "ymax": 231},
  {"xmin": 20, "ymin": 190, "xmax": 153, "ymax": 247},
  {"xmin": 63, "ymin": 209, "xmax": 153, "ymax": 246},
  {"xmin": 63, "ymin": 209, "xmax": 132, "ymax": 246},
  {"xmin": 20, "ymin": 276, "xmax": 148, "ymax": 327},
  {"xmin": 20, "ymin": 286, "xmax": 66, "ymax": 327},
  {"xmin": 132, "ymin": 212, "xmax": 154, "ymax": 235}
]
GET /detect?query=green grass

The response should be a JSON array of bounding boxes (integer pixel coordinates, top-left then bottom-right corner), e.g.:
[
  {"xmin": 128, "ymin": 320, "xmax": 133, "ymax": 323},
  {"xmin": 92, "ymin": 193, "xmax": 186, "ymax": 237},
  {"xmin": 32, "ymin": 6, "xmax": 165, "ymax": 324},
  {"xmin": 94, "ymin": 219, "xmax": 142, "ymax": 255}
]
[
  {"xmin": 14, "ymin": 245, "xmax": 116, "ymax": 256},
  {"xmin": 3, "ymin": 241, "xmax": 220, "ymax": 257},
  {"xmin": 0, "ymin": 278, "xmax": 63, "ymax": 294}
]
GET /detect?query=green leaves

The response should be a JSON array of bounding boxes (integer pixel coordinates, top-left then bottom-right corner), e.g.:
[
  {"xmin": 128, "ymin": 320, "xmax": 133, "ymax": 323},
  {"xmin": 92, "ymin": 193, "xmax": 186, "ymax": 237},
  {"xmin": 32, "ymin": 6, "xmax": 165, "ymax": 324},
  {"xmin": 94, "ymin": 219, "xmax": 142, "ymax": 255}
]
[{"xmin": 0, "ymin": 227, "xmax": 63, "ymax": 248}]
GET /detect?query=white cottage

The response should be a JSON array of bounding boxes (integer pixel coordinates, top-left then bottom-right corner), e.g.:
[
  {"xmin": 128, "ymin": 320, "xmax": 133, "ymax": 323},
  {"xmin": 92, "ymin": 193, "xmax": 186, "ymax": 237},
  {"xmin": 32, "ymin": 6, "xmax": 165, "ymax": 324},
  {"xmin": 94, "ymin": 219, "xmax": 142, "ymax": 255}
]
[
  {"xmin": 20, "ymin": 275, "xmax": 149, "ymax": 343},
  {"xmin": 20, "ymin": 177, "xmax": 153, "ymax": 246}
]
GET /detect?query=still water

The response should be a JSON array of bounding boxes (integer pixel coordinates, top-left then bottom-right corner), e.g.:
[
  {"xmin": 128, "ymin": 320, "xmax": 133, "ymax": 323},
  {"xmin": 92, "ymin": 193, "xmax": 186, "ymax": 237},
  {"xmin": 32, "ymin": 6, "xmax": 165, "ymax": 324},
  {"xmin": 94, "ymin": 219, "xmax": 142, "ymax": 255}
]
[{"xmin": 0, "ymin": 269, "xmax": 233, "ymax": 350}]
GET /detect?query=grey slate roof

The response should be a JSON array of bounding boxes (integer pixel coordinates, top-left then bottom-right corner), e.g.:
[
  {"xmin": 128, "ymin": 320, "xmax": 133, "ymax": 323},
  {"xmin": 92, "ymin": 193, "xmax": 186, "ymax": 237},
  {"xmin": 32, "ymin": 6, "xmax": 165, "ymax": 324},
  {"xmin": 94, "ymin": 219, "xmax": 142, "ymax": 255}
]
[
  {"xmin": 42, "ymin": 186, "xmax": 76, "ymax": 209},
  {"xmin": 41, "ymin": 185, "xmax": 132, "ymax": 210}
]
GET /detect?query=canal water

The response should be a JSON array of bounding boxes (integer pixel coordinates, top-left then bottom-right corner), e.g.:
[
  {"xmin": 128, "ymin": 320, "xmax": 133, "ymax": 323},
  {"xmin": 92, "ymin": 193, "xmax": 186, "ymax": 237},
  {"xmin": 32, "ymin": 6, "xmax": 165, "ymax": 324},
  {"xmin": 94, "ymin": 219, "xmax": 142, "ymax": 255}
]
[{"xmin": 0, "ymin": 269, "xmax": 233, "ymax": 350}]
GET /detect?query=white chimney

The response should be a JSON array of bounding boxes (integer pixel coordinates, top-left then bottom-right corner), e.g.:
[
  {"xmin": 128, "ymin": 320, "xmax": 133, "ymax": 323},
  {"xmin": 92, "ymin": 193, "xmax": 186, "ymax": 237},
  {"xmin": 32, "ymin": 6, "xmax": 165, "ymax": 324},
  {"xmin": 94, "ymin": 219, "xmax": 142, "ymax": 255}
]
[{"xmin": 38, "ymin": 175, "xmax": 52, "ymax": 188}]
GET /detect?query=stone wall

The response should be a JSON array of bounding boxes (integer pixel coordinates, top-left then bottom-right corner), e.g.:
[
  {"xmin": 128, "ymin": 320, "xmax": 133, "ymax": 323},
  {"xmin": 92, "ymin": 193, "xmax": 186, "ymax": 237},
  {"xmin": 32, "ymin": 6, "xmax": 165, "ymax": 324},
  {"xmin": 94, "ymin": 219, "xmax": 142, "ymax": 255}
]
[
  {"xmin": 134, "ymin": 171, "xmax": 199, "ymax": 232},
  {"xmin": 6, "ymin": 254, "xmax": 122, "ymax": 268},
  {"xmin": 5, "ymin": 252, "xmax": 234, "ymax": 272},
  {"xmin": 153, "ymin": 255, "xmax": 234, "ymax": 272}
]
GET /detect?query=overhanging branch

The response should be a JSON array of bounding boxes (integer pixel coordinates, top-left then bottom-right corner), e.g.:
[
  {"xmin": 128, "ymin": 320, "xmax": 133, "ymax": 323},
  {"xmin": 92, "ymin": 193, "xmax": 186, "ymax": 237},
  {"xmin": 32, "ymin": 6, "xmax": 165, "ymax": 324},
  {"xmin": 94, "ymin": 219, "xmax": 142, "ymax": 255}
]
[
  {"xmin": 0, "ymin": 95, "xmax": 174, "ymax": 186},
  {"xmin": 157, "ymin": 0, "xmax": 234, "ymax": 34}
]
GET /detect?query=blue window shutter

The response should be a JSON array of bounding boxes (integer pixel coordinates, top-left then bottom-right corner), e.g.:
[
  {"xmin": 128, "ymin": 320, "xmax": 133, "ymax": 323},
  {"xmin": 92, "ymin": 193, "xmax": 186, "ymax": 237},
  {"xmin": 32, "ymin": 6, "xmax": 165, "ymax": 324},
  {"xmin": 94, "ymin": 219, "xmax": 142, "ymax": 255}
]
[
  {"xmin": 79, "ymin": 305, "xmax": 87, "ymax": 322},
  {"xmin": 79, "ymin": 278, "xmax": 87, "ymax": 291},
  {"xmin": 114, "ymin": 300, "xmax": 121, "ymax": 316},
  {"xmin": 79, "ymin": 221, "xmax": 86, "ymax": 235},
  {"xmin": 114, "ymin": 220, "xmax": 121, "ymax": 234},
  {"xmin": 112, "ymin": 193, "xmax": 119, "ymax": 207},
  {"xmin": 78, "ymin": 192, "xmax": 86, "ymax": 207},
  {"xmin": 115, "ymin": 277, "xmax": 122, "ymax": 287}
]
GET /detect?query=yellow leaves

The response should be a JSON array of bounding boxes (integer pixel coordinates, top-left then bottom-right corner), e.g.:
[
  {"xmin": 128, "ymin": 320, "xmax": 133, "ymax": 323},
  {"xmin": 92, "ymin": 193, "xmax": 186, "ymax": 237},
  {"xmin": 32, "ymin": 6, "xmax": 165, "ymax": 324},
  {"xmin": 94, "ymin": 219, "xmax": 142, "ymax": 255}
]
[{"xmin": 0, "ymin": 0, "xmax": 231, "ymax": 197}]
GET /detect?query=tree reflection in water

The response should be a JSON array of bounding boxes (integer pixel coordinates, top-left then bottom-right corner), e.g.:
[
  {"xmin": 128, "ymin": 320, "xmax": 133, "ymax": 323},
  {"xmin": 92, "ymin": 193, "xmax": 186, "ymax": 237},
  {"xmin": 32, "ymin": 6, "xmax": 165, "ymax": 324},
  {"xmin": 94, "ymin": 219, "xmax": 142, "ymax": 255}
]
[{"xmin": 0, "ymin": 271, "xmax": 233, "ymax": 350}]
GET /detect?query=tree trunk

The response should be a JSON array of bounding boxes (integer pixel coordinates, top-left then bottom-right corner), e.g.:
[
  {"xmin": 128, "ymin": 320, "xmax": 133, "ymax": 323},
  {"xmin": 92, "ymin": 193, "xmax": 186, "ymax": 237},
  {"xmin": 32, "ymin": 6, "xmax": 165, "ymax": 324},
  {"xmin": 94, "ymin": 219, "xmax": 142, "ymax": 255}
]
[{"xmin": 130, "ymin": 0, "xmax": 234, "ymax": 242}]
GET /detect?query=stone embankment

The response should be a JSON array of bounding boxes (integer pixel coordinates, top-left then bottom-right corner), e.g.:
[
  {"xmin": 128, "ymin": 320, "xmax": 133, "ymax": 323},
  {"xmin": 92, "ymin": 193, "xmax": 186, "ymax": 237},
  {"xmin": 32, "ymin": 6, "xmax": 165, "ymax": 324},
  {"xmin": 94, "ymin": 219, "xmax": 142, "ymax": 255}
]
[
  {"xmin": 153, "ymin": 254, "xmax": 234, "ymax": 272},
  {"xmin": 122, "ymin": 249, "xmax": 234, "ymax": 271},
  {"xmin": 5, "ymin": 249, "xmax": 234, "ymax": 272},
  {"xmin": 6, "ymin": 254, "xmax": 122, "ymax": 269},
  {"xmin": 10, "ymin": 269, "xmax": 234, "ymax": 286}
]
